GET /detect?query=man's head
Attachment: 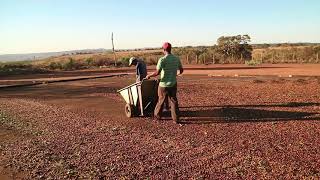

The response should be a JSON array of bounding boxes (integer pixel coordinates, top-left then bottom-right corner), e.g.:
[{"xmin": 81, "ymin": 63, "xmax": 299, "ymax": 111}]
[
  {"xmin": 162, "ymin": 42, "xmax": 172, "ymax": 54},
  {"xmin": 129, "ymin": 57, "xmax": 138, "ymax": 66}
]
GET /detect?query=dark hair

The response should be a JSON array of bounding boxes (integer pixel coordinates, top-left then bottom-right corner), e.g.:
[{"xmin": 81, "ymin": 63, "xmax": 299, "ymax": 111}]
[{"xmin": 164, "ymin": 48, "xmax": 171, "ymax": 53}]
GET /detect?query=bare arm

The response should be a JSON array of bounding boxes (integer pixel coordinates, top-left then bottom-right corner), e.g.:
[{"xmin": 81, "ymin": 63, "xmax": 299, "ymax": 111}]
[
  {"xmin": 178, "ymin": 58, "xmax": 183, "ymax": 75},
  {"xmin": 179, "ymin": 66, "xmax": 184, "ymax": 75},
  {"xmin": 146, "ymin": 69, "xmax": 161, "ymax": 79}
]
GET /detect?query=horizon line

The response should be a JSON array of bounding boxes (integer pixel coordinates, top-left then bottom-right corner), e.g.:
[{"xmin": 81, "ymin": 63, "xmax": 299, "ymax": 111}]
[{"xmin": 1, "ymin": 42, "xmax": 320, "ymax": 56}]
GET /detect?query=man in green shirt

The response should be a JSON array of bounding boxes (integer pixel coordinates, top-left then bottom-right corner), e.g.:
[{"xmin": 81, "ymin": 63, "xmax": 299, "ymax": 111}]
[{"xmin": 146, "ymin": 42, "xmax": 184, "ymax": 123}]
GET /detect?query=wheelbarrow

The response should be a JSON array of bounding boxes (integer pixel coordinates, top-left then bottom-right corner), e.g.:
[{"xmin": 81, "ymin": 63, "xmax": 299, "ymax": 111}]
[{"xmin": 117, "ymin": 79, "xmax": 158, "ymax": 118}]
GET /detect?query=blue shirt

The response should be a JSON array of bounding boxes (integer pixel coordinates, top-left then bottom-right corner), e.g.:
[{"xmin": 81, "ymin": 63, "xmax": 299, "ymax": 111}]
[{"xmin": 136, "ymin": 60, "xmax": 147, "ymax": 82}]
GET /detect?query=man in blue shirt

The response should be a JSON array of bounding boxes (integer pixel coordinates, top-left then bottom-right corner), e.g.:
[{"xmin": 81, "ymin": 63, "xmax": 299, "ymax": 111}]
[{"xmin": 129, "ymin": 57, "xmax": 147, "ymax": 82}]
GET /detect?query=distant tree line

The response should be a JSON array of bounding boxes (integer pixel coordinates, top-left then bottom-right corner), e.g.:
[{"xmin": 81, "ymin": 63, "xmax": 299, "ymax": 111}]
[
  {"xmin": 171, "ymin": 36, "xmax": 320, "ymax": 65},
  {"xmin": 2, "ymin": 35, "xmax": 320, "ymax": 75},
  {"xmin": 173, "ymin": 35, "xmax": 253, "ymax": 64},
  {"xmin": 252, "ymin": 45, "xmax": 320, "ymax": 64}
]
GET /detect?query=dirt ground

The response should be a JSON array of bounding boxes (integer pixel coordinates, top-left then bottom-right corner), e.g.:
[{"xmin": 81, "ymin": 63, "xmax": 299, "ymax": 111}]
[
  {"xmin": 2, "ymin": 64, "xmax": 320, "ymax": 81},
  {"xmin": 0, "ymin": 65, "xmax": 320, "ymax": 179},
  {"xmin": 183, "ymin": 64, "xmax": 320, "ymax": 76}
]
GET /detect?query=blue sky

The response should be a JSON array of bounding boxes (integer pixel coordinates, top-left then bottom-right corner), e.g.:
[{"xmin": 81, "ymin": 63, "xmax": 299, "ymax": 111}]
[{"xmin": 1, "ymin": 0, "xmax": 320, "ymax": 54}]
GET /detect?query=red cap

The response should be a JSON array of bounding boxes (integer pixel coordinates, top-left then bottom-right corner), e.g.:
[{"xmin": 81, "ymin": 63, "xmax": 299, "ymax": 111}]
[{"xmin": 162, "ymin": 42, "xmax": 172, "ymax": 50}]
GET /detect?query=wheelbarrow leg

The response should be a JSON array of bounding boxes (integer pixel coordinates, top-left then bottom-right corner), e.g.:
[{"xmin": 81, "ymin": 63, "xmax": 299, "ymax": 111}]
[{"xmin": 138, "ymin": 85, "xmax": 144, "ymax": 116}]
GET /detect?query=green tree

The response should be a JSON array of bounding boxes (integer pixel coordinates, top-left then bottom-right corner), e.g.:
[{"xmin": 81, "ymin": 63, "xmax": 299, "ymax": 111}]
[{"xmin": 217, "ymin": 35, "xmax": 253, "ymax": 62}]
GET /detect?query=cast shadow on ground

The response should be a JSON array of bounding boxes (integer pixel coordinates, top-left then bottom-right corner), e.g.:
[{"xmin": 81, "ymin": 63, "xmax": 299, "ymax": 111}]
[
  {"xmin": 174, "ymin": 104, "xmax": 320, "ymax": 124},
  {"xmin": 180, "ymin": 102, "xmax": 320, "ymax": 109}
]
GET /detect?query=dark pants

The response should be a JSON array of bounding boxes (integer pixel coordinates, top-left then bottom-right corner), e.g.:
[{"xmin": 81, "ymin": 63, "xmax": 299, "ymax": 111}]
[{"xmin": 154, "ymin": 84, "xmax": 180, "ymax": 122}]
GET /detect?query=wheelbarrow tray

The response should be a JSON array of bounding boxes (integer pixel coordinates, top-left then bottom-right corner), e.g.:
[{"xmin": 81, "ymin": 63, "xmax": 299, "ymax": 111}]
[{"xmin": 117, "ymin": 80, "xmax": 158, "ymax": 117}]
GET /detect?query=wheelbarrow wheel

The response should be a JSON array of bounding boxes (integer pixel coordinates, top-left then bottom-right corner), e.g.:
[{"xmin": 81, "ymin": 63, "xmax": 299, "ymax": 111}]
[{"xmin": 125, "ymin": 104, "xmax": 135, "ymax": 118}]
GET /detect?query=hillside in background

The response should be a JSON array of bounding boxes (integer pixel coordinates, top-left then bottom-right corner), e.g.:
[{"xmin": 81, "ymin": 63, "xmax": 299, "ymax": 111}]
[{"xmin": 0, "ymin": 49, "xmax": 108, "ymax": 62}]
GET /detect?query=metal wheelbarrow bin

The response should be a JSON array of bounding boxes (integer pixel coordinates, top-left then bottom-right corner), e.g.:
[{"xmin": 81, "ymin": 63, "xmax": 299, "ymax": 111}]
[{"xmin": 117, "ymin": 80, "xmax": 158, "ymax": 118}]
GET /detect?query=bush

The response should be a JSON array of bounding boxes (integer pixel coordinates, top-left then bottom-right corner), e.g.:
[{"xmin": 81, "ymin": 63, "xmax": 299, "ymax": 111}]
[
  {"xmin": 0, "ymin": 61, "xmax": 48, "ymax": 75},
  {"xmin": 85, "ymin": 58, "xmax": 94, "ymax": 67},
  {"xmin": 119, "ymin": 57, "xmax": 130, "ymax": 67},
  {"xmin": 146, "ymin": 57, "xmax": 158, "ymax": 65},
  {"xmin": 62, "ymin": 58, "xmax": 76, "ymax": 70},
  {"xmin": 245, "ymin": 59, "xmax": 262, "ymax": 66},
  {"xmin": 92, "ymin": 57, "xmax": 113, "ymax": 67},
  {"xmin": 60, "ymin": 58, "xmax": 85, "ymax": 70},
  {"xmin": 1, "ymin": 62, "xmax": 32, "ymax": 69},
  {"xmin": 48, "ymin": 62, "xmax": 63, "ymax": 70}
]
